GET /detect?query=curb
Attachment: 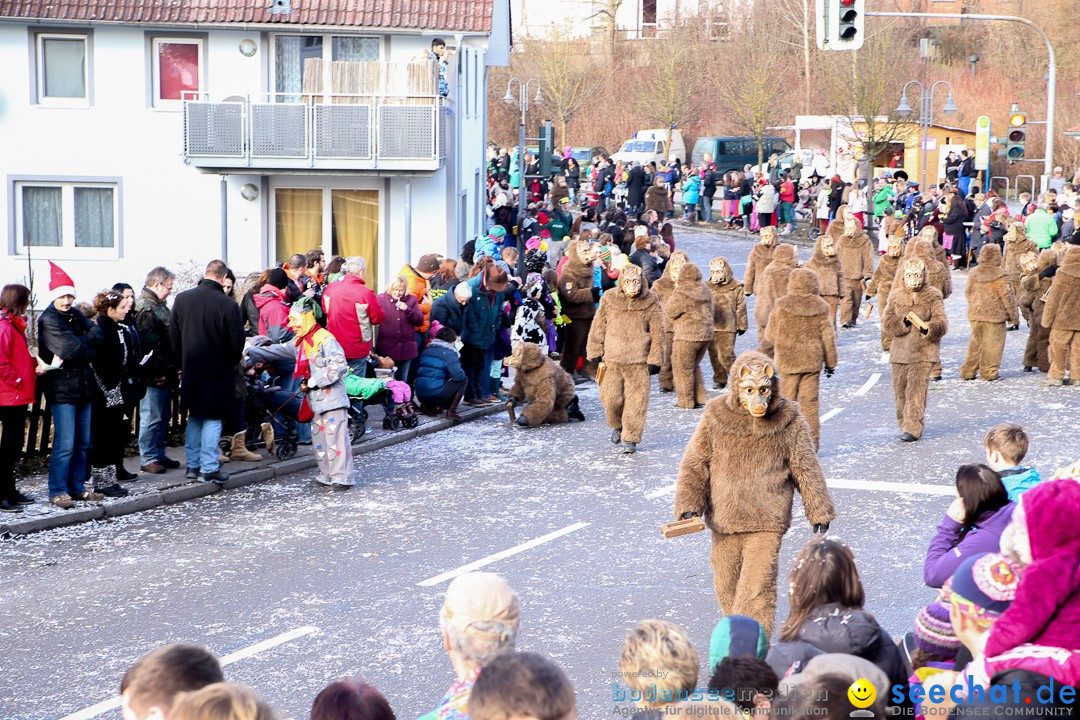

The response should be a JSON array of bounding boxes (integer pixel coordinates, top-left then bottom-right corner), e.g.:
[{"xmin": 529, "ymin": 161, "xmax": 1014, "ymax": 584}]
[
  {"xmin": 671, "ymin": 220, "xmax": 818, "ymax": 248},
  {"xmin": 0, "ymin": 403, "xmax": 508, "ymax": 537}
]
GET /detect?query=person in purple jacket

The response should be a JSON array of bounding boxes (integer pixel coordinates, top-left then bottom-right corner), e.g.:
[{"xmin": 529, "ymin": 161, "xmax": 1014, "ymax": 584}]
[{"xmin": 924, "ymin": 464, "xmax": 1015, "ymax": 589}]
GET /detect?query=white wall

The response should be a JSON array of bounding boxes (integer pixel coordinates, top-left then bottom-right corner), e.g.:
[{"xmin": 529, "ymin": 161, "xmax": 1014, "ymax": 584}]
[{"xmin": 512, "ymin": 0, "xmax": 716, "ymax": 39}]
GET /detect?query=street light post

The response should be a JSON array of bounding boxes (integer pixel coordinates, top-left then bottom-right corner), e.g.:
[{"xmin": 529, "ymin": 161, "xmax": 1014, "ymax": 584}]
[
  {"xmin": 896, "ymin": 79, "xmax": 958, "ymax": 191},
  {"xmin": 503, "ymin": 78, "xmax": 542, "ymax": 282}
]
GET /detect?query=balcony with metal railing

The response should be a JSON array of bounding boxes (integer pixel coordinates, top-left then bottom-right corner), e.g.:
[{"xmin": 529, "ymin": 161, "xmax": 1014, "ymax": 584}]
[{"xmin": 183, "ymin": 92, "xmax": 447, "ymax": 172}]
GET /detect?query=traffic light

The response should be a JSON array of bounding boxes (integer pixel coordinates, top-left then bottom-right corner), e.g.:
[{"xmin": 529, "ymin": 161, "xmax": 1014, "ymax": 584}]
[
  {"xmin": 538, "ymin": 121, "xmax": 553, "ymax": 176},
  {"xmin": 817, "ymin": 0, "xmax": 864, "ymax": 51},
  {"xmin": 1007, "ymin": 108, "xmax": 1026, "ymax": 162}
]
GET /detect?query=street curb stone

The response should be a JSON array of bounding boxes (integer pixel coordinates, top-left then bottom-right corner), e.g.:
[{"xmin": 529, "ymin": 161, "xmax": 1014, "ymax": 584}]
[{"xmin": 3, "ymin": 402, "xmax": 508, "ymax": 537}]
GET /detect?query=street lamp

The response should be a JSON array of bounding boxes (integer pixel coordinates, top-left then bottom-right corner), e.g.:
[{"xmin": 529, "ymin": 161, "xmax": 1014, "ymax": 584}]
[
  {"xmin": 896, "ymin": 79, "xmax": 957, "ymax": 191},
  {"xmin": 503, "ymin": 77, "xmax": 542, "ymax": 281}
]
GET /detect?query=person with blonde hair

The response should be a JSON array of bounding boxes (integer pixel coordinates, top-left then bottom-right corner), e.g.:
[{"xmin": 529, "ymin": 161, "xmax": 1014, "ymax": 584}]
[
  {"xmin": 618, "ymin": 620, "xmax": 699, "ymax": 710},
  {"xmin": 169, "ymin": 683, "xmax": 277, "ymax": 720}
]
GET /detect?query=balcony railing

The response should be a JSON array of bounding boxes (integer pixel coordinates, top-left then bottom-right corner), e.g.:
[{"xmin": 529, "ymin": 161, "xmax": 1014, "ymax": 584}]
[{"xmin": 183, "ymin": 93, "xmax": 447, "ymax": 172}]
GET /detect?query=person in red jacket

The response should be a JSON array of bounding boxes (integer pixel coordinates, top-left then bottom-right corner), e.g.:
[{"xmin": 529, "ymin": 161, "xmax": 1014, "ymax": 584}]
[
  {"xmin": 321, "ymin": 256, "xmax": 385, "ymax": 375},
  {"xmin": 253, "ymin": 268, "xmax": 293, "ymax": 343},
  {"xmin": 0, "ymin": 284, "xmax": 43, "ymax": 512}
]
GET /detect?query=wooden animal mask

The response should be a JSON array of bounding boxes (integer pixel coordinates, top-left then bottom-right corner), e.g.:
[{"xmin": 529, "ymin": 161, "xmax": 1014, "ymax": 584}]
[
  {"xmin": 1019, "ymin": 251, "xmax": 1038, "ymax": 275},
  {"xmin": 760, "ymin": 226, "xmax": 778, "ymax": 247},
  {"xmin": 903, "ymin": 258, "xmax": 926, "ymax": 291},
  {"xmin": 843, "ymin": 216, "xmax": 860, "ymax": 237},
  {"xmin": 621, "ymin": 264, "xmax": 643, "ymax": 297},
  {"xmin": 738, "ymin": 361, "xmax": 774, "ymax": 418},
  {"xmin": 887, "ymin": 236, "xmax": 905, "ymax": 258},
  {"xmin": 820, "ymin": 236, "xmax": 838, "ymax": 257},
  {"xmin": 574, "ymin": 238, "xmax": 595, "ymax": 265},
  {"xmin": 918, "ymin": 226, "xmax": 938, "ymax": 244},
  {"xmin": 1004, "ymin": 222, "xmax": 1026, "ymax": 245},
  {"xmin": 668, "ymin": 252, "xmax": 686, "ymax": 282},
  {"xmin": 709, "ymin": 258, "xmax": 731, "ymax": 284}
]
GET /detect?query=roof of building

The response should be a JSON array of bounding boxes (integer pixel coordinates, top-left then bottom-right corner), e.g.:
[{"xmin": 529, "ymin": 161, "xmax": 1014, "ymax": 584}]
[{"xmin": 0, "ymin": 0, "xmax": 493, "ymax": 32}]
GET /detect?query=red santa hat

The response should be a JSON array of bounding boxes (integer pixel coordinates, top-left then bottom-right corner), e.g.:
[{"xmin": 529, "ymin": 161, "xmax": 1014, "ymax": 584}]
[{"xmin": 48, "ymin": 261, "xmax": 76, "ymax": 300}]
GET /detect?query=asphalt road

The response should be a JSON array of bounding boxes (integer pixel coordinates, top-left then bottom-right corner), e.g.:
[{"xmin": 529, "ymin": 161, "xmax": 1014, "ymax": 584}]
[{"xmin": 3, "ymin": 228, "xmax": 1079, "ymax": 720}]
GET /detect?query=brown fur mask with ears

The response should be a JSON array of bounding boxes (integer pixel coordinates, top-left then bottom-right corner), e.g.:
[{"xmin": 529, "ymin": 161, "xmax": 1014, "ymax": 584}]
[
  {"xmin": 820, "ymin": 235, "xmax": 838, "ymax": 257},
  {"xmin": 620, "ymin": 263, "xmax": 644, "ymax": 297},
  {"xmin": 736, "ymin": 356, "xmax": 776, "ymax": 418},
  {"xmin": 709, "ymin": 257, "xmax": 732, "ymax": 284},
  {"xmin": 667, "ymin": 251, "xmax": 688, "ymax": 282},
  {"xmin": 843, "ymin": 215, "xmax": 862, "ymax": 238},
  {"xmin": 1019, "ymin": 251, "xmax": 1038, "ymax": 275},
  {"xmin": 918, "ymin": 226, "xmax": 939, "ymax": 244},
  {"xmin": 887, "ymin": 235, "xmax": 905, "ymax": 258},
  {"xmin": 573, "ymin": 237, "xmax": 595, "ymax": 265},
  {"xmin": 760, "ymin": 226, "xmax": 779, "ymax": 248},
  {"xmin": 1004, "ymin": 222, "xmax": 1027, "ymax": 245},
  {"xmin": 903, "ymin": 258, "xmax": 927, "ymax": 291}
]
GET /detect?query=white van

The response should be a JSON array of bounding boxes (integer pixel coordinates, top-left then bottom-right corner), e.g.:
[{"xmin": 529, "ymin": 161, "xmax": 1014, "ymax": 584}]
[{"xmin": 611, "ymin": 129, "xmax": 686, "ymax": 167}]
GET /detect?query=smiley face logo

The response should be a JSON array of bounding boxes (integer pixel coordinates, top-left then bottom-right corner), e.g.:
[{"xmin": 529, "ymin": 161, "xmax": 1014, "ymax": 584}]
[{"xmin": 848, "ymin": 678, "xmax": 876, "ymax": 709}]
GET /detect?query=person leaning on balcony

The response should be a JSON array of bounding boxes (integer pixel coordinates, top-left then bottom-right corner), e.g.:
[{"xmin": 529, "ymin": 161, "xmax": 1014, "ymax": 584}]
[
  {"xmin": 321, "ymin": 256, "xmax": 386, "ymax": 376},
  {"xmin": 0, "ymin": 284, "xmax": 42, "ymax": 513}
]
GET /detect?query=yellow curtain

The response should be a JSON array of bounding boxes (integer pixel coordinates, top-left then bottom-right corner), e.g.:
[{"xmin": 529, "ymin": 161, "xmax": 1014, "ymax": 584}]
[
  {"xmin": 332, "ymin": 189, "xmax": 379, "ymax": 289},
  {"xmin": 275, "ymin": 188, "xmax": 323, "ymax": 263}
]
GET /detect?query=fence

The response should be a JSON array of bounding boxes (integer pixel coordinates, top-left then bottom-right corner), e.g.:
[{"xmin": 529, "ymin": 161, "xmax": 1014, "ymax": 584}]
[{"xmin": 21, "ymin": 386, "xmax": 186, "ymax": 457}]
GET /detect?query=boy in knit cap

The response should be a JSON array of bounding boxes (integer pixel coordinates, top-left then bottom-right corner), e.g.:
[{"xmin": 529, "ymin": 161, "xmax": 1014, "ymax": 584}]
[{"xmin": 708, "ymin": 615, "xmax": 770, "ymax": 673}]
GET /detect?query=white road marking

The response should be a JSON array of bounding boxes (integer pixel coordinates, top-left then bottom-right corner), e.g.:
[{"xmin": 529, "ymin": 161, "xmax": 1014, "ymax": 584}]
[
  {"xmin": 820, "ymin": 407, "xmax": 844, "ymax": 423},
  {"xmin": 855, "ymin": 372, "xmax": 882, "ymax": 396},
  {"xmin": 60, "ymin": 625, "xmax": 319, "ymax": 720},
  {"xmin": 827, "ymin": 478, "xmax": 954, "ymax": 496},
  {"xmin": 417, "ymin": 522, "xmax": 591, "ymax": 587}
]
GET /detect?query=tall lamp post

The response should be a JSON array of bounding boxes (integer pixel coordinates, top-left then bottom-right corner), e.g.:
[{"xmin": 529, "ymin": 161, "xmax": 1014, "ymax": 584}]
[
  {"xmin": 503, "ymin": 78, "xmax": 542, "ymax": 282},
  {"xmin": 896, "ymin": 80, "xmax": 958, "ymax": 191}
]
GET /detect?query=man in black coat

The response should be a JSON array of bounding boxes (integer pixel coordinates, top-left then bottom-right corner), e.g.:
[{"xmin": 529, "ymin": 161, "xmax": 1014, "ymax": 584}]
[
  {"xmin": 170, "ymin": 260, "xmax": 245, "ymax": 483},
  {"xmin": 626, "ymin": 163, "xmax": 647, "ymax": 216}
]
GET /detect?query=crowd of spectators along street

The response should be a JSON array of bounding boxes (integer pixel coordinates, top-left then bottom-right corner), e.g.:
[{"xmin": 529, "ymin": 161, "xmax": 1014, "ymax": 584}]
[{"xmin": 82, "ymin": 431, "xmax": 1080, "ymax": 719}]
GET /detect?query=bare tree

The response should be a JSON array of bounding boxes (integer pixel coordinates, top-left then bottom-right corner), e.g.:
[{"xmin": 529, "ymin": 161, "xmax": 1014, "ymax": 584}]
[
  {"xmin": 771, "ymin": 0, "xmax": 816, "ymax": 115},
  {"xmin": 528, "ymin": 35, "xmax": 609, "ymax": 149},
  {"xmin": 587, "ymin": 0, "xmax": 626, "ymax": 62},
  {"xmin": 714, "ymin": 25, "xmax": 789, "ymax": 166},
  {"xmin": 631, "ymin": 27, "xmax": 709, "ymax": 160}
]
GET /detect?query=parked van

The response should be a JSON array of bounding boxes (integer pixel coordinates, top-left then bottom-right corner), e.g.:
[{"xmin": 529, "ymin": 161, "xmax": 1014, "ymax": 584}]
[
  {"xmin": 691, "ymin": 136, "xmax": 792, "ymax": 172},
  {"xmin": 611, "ymin": 129, "xmax": 686, "ymax": 167}
]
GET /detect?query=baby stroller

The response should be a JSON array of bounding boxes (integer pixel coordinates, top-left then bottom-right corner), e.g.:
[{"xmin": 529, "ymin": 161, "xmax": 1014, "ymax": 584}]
[
  {"xmin": 343, "ymin": 372, "xmax": 418, "ymax": 443},
  {"xmin": 238, "ymin": 376, "xmax": 302, "ymax": 461}
]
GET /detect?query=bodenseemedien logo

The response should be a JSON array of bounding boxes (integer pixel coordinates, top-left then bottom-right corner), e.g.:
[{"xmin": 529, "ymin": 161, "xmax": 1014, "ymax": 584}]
[{"xmin": 848, "ymin": 678, "xmax": 877, "ymax": 718}]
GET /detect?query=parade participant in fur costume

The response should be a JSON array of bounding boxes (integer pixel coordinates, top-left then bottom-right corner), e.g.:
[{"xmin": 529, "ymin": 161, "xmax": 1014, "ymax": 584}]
[
  {"xmin": 765, "ymin": 269, "xmax": 838, "ymax": 449},
  {"xmin": 1019, "ymin": 250, "xmax": 1054, "ymax": 373},
  {"xmin": 674, "ymin": 351, "xmax": 836, "ymax": 636},
  {"xmin": 1041, "ymin": 246, "xmax": 1080, "ymax": 385},
  {"xmin": 882, "ymin": 259, "xmax": 948, "ymax": 442},
  {"xmin": 754, "ymin": 243, "xmax": 798, "ymax": 357},
  {"xmin": 506, "ymin": 342, "xmax": 584, "ymax": 426},
  {"xmin": 805, "ymin": 235, "xmax": 845, "ymax": 327},
  {"xmin": 557, "ymin": 237, "xmax": 600, "ymax": 377},
  {"xmin": 664, "ymin": 262, "xmax": 715, "ymax": 409},
  {"xmin": 836, "ymin": 214, "xmax": 874, "ymax": 327},
  {"xmin": 288, "ymin": 298, "xmax": 354, "ymax": 488},
  {"xmin": 706, "ymin": 257, "xmax": 748, "ymax": 389},
  {"xmin": 586, "ymin": 264, "xmax": 664, "ymax": 453},
  {"xmin": 867, "ymin": 235, "xmax": 905, "ymax": 353},
  {"xmin": 653, "ymin": 250, "xmax": 689, "ymax": 393},
  {"xmin": 1004, "ymin": 222, "xmax": 1037, "ymax": 327},
  {"xmin": 743, "ymin": 226, "xmax": 777, "ymax": 296},
  {"xmin": 960, "ymin": 244, "xmax": 1018, "ymax": 381},
  {"xmin": 908, "ymin": 239, "xmax": 951, "ymax": 380},
  {"xmin": 916, "ymin": 225, "xmax": 951, "ymax": 274}
]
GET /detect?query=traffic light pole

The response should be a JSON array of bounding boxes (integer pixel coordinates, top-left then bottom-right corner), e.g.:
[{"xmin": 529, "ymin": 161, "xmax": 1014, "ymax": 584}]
[{"xmin": 867, "ymin": 11, "xmax": 1056, "ymax": 192}]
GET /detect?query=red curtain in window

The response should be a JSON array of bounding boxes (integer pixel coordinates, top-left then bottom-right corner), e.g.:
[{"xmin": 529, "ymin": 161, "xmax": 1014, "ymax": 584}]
[{"xmin": 159, "ymin": 43, "xmax": 199, "ymax": 100}]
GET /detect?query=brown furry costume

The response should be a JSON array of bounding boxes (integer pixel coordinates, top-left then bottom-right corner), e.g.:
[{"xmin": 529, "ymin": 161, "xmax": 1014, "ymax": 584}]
[
  {"xmin": 665, "ymin": 262, "xmax": 715, "ymax": 408},
  {"xmin": 586, "ymin": 264, "xmax": 665, "ymax": 447},
  {"xmin": 909, "ymin": 240, "xmax": 950, "ymax": 378},
  {"xmin": 673, "ymin": 351, "xmax": 836, "ymax": 635},
  {"xmin": 916, "ymin": 226, "xmax": 952, "ymax": 288},
  {"xmin": 743, "ymin": 232, "xmax": 777, "ymax": 296},
  {"xmin": 557, "ymin": 239, "xmax": 599, "ymax": 376},
  {"xmin": 867, "ymin": 238, "xmax": 904, "ymax": 351},
  {"xmin": 805, "ymin": 236, "xmax": 845, "ymax": 327},
  {"xmin": 1004, "ymin": 223, "xmax": 1038, "ymax": 324},
  {"xmin": 1020, "ymin": 250, "xmax": 1056, "ymax": 372},
  {"xmin": 764, "ymin": 269, "xmax": 838, "ymax": 449},
  {"xmin": 1041, "ymin": 246, "xmax": 1080, "ymax": 382},
  {"xmin": 707, "ymin": 257, "xmax": 748, "ymax": 389},
  {"xmin": 882, "ymin": 260, "xmax": 948, "ymax": 441},
  {"xmin": 506, "ymin": 342, "xmax": 579, "ymax": 426},
  {"xmin": 653, "ymin": 250, "xmax": 689, "ymax": 392},
  {"xmin": 836, "ymin": 217, "xmax": 875, "ymax": 326},
  {"xmin": 754, "ymin": 243, "xmax": 798, "ymax": 356},
  {"xmin": 959, "ymin": 244, "xmax": 1018, "ymax": 381}
]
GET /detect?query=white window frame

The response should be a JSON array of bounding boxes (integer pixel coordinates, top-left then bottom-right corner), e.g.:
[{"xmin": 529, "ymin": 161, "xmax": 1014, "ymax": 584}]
[
  {"xmin": 35, "ymin": 33, "xmax": 89, "ymax": 106},
  {"xmin": 151, "ymin": 37, "xmax": 204, "ymax": 109},
  {"xmin": 271, "ymin": 33, "xmax": 382, "ymax": 101},
  {"xmin": 14, "ymin": 181, "xmax": 120, "ymax": 260}
]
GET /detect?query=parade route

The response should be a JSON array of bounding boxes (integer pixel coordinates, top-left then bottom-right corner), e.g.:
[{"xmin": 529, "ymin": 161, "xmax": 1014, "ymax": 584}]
[{"xmin": 4, "ymin": 229, "xmax": 1080, "ymax": 720}]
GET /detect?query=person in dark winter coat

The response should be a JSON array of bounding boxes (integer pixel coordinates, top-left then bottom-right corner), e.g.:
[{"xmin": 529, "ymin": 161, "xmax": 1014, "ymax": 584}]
[
  {"xmin": 959, "ymin": 244, "xmax": 1017, "ymax": 381},
  {"xmin": 586, "ymin": 263, "xmax": 664, "ymax": 453},
  {"xmin": 1041, "ymin": 245, "xmax": 1080, "ymax": 384},
  {"xmin": 644, "ymin": 177, "xmax": 670, "ymax": 218},
  {"xmin": 882, "ymin": 258, "xmax": 948, "ymax": 441},
  {"xmin": 674, "ymin": 351, "xmax": 835, "ymax": 636},
  {"xmin": 626, "ymin": 164, "xmax": 647, "ymax": 215},
  {"xmin": 706, "ymin": 257, "xmax": 747, "ymax": 389},
  {"xmin": 764, "ymin": 269, "xmax": 838, "ymax": 450},
  {"xmin": 462, "ymin": 260, "xmax": 509, "ymax": 405},
  {"xmin": 924, "ymin": 464, "xmax": 1014, "ymax": 589},
  {"xmin": 170, "ymin": 261, "xmax": 246, "ymax": 483},
  {"xmin": 132, "ymin": 267, "xmax": 180, "ymax": 474},
  {"xmin": 777, "ymin": 536, "xmax": 908, "ymax": 695},
  {"xmin": 374, "ymin": 276, "xmax": 423, "ymax": 381},
  {"xmin": 430, "ymin": 282, "xmax": 472, "ymax": 337},
  {"xmin": 664, "ymin": 262, "xmax": 714, "ymax": 409},
  {"xmin": 414, "ymin": 326, "xmax": 467, "ymax": 420},
  {"xmin": 628, "ymin": 234, "xmax": 662, "ymax": 286},
  {"xmin": 38, "ymin": 262, "xmax": 101, "ymax": 508}
]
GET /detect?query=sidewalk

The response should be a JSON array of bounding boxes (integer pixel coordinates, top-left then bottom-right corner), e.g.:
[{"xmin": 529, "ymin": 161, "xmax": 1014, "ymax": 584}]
[
  {"xmin": 671, "ymin": 218, "xmax": 817, "ymax": 248},
  {"xmin": 1, "ymin": 401, "xmax": 508, "ymax": 537}
]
